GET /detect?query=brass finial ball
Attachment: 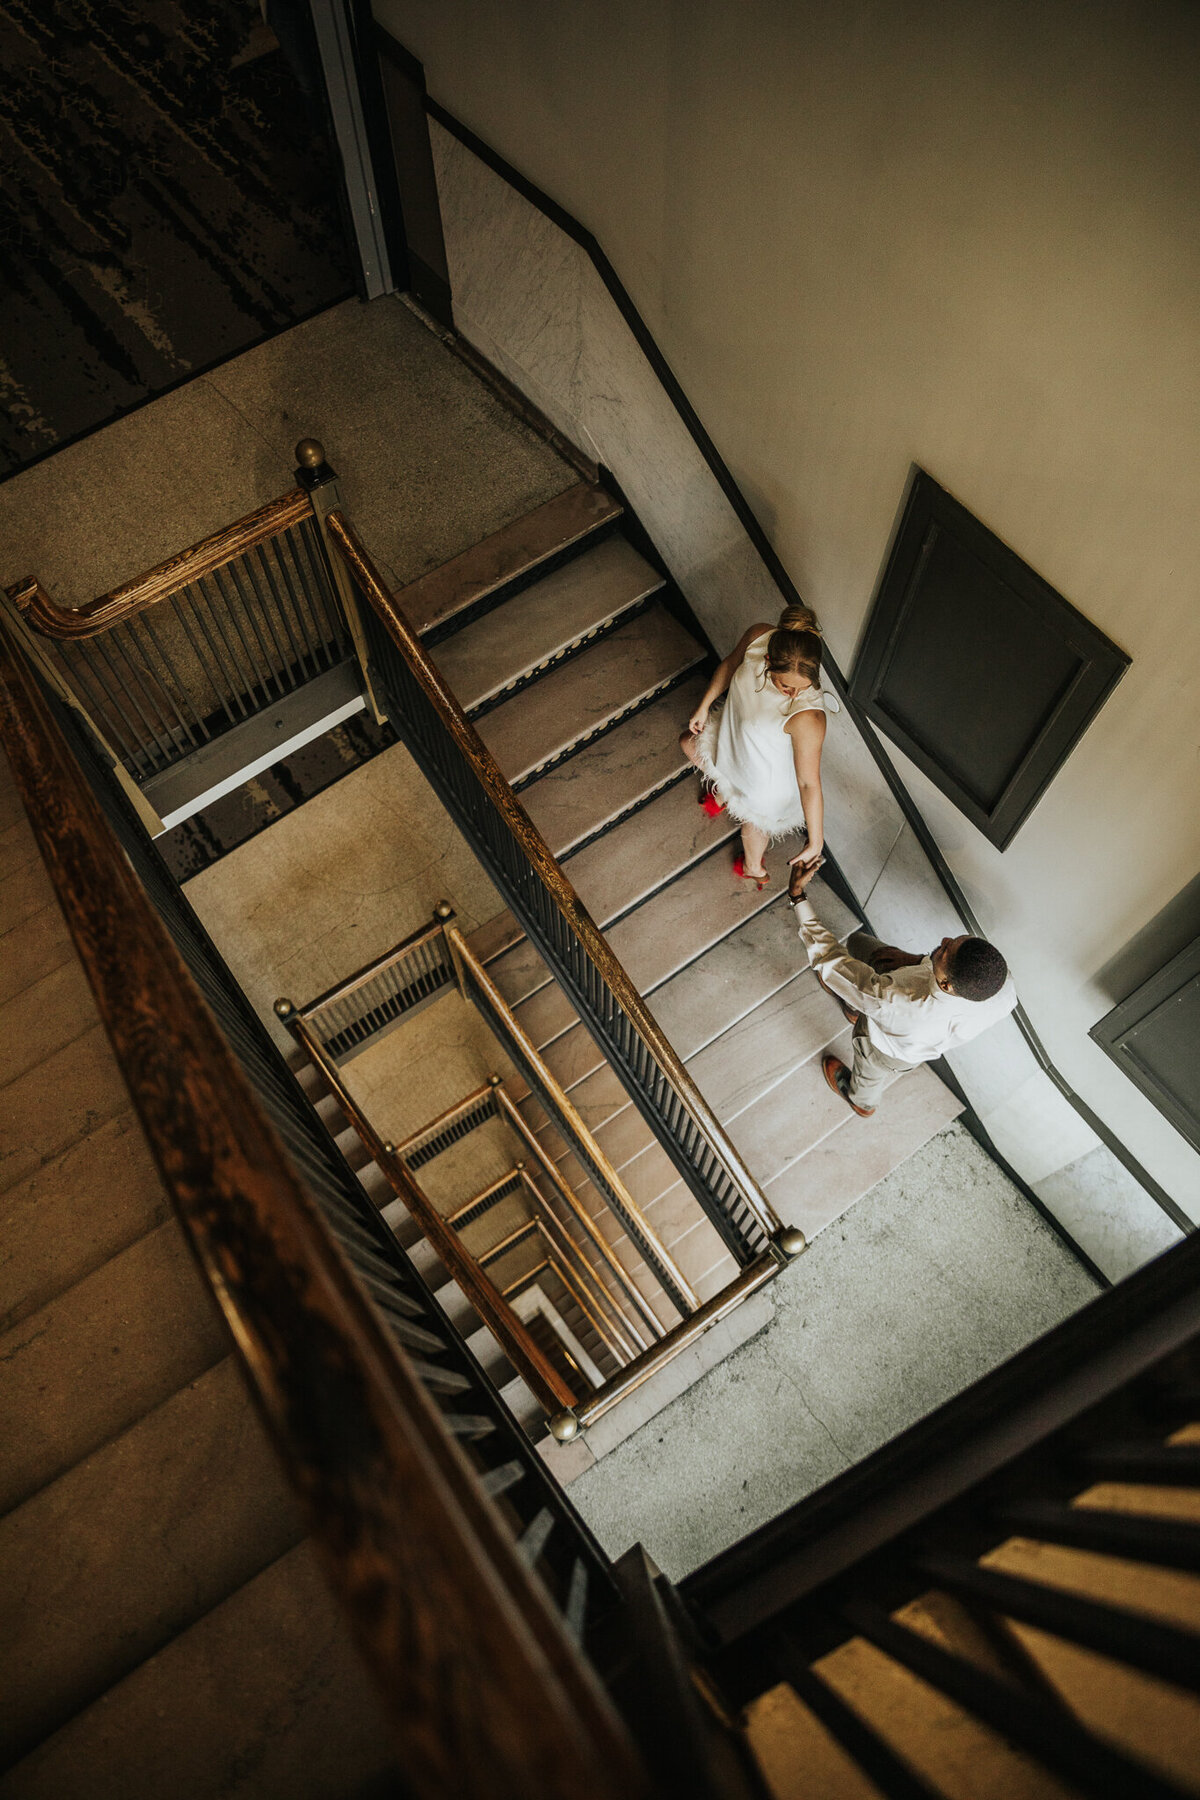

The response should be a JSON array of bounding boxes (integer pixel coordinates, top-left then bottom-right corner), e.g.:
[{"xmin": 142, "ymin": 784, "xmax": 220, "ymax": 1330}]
[
  {"xmin": 383, "ymin": 1142, "xmax": 396, "ymax": 1157},
  {"xmin": 273, "ymin": 997, "xmax": 294, "ymax": 1018},
  {"xmin": 294, "ymin": 438, "xmax": 325, "ymax": 469},
  {"xmin": 550, "ymin": 1410, "xmax": 580, "ymax": 1442},
  {"xmin": 778, "ymin": 1226, "xmax": 807, "ymax": 1258},
  {"xmin": 434, "ymin": 900, "xmax": 454, "ymax": 920},
  {"xmin": 488, "ymin": 1073, "xmax": 503, "ymax": 1087}
]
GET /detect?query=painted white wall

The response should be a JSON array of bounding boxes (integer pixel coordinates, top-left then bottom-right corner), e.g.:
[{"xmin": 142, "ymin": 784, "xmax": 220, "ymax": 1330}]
[{"xmin": 375, "ymin": 0, "xmax": 1200, "ymax": 1222}]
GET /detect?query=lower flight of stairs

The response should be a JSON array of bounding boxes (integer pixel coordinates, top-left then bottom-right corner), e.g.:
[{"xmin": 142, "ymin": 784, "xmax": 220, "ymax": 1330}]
[
  {"xmin": 0, "ymin": 753, "xmax": 398, "ymax": 1798},
  {"xmin": 292, "ymin": 1056, "xmax": 624, "ymax": 1431},
  {"xmin": 397, "ymin": 482, "xmax": 962, "ymax": 1297}
]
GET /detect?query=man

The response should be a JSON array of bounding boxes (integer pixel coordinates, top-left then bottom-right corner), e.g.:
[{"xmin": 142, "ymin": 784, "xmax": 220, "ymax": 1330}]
[{"xmin": 787, "ymin": 856, "xmax": 1016, "ymax": 1116}]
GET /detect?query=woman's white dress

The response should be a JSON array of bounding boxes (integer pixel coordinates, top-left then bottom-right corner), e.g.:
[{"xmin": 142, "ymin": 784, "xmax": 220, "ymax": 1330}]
[{"xmin": 694, "ymin": 631, "xmax": 840, "ymax": 840}]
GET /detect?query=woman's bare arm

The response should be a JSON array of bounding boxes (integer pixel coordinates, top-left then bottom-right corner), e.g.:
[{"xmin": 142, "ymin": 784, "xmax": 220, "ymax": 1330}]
[
  {"xmin": 685, "ymin": 624, "xmax": 772, "ymax": 737},
  {"xmin": 786, "ymin": 708, "xmax": 827, "ymax": 865}
]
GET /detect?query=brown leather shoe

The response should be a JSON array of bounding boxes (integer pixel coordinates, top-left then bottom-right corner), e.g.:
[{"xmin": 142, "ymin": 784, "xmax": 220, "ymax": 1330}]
[{"xmin": 823, "ymin": 1053, "xmax": 874, "ymax": 1117}]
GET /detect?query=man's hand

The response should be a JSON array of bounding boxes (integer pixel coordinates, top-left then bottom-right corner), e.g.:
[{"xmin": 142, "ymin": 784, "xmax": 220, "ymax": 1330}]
[{"xmin": 788, "ymin": 855, "xmax": 824, "ymax": 902}]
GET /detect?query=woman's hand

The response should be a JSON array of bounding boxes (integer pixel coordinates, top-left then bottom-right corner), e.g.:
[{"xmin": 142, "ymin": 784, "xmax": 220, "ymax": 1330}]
[
  {"xmin": 687, "ymin": 705, "xmax": 709, "ymax": 738},
  {"xmin": 790, "ymin": 837, "xmax": 823, "ymax": 870}
]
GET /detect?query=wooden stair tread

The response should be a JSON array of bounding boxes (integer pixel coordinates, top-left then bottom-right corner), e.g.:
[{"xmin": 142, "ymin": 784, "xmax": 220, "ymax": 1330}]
[
  {"xmin": 397, "ymin": 481, "xmax": 622, "ymax": 635},
  {"xmin": 433, "ymin": 535, "xmax": 662, "ymax": 711},
  {"xmin": 476, "ymin": 605, "xmax": 705, "ymax": 784}
]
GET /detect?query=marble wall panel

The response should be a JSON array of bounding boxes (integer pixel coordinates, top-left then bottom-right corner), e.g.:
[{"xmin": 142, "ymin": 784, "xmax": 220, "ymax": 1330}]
[{"xmin": 426, "ymin": 120, "xmax": 1185, "ymax": 1281}]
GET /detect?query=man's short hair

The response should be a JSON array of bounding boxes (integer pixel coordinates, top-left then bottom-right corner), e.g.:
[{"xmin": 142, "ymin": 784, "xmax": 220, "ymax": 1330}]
[{"xmin": 948, "ymin": 937, "xmax": 1008, "ymax": 1002}]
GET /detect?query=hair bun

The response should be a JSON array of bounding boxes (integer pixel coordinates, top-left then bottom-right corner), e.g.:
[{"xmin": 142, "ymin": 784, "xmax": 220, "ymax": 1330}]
[{"xmin": 779, "ymin": 604, "xmax": 822, "ymax": 638}]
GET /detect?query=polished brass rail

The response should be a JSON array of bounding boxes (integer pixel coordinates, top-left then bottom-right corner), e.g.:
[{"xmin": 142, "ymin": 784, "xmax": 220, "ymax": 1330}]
[
  {"xmin": 280, "ymin": 1008, "xmax": 577, "ymax": 1417},
  {"xmin": 446, "ymin": 921, "xmax": 698, "ymax": 1317},
  {"xmin": 8, "ymin": 490, "xmax": 313, "ymax": 638},
  {"xmin": 558, "ymin": 1254, "xmax": 782, "ymax": 1440},
  {"xmin": 324, "ymin": 506, "xmax": 794, "ymax": 1260}
]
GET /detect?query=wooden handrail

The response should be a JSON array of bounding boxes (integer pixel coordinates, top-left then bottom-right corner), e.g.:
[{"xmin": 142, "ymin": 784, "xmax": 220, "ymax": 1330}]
[
  {"xmin": 0, "ymin": 621, "xmax": 647, "ymax": 1800},
  {"xmin": 282, "ymin": 1011, "xmax": 578, "ymax": 1417},
  {"xmin": 324, "ymin": 507, "xmax": 790, "ymax": 1251},
  {"xmin": 7, "ymin": 489, "xmax": 312, "ymax": 639}
]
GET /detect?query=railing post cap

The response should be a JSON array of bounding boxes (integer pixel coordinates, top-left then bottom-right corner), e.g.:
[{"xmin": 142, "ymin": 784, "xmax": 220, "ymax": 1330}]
[
  {"xmin": 273, "ymin": 997, "xmax": 294, "ymax": 1018},
  {"xmin": 434, "ymin": 900, "xmax": 454, "ymax": 920},
  {"xmin": 383, "ymin": 1141, "xmax": 396, "ymax": 1156},
  {"xmin": 549, "ymin": 1410, "xmax": 580, "ymax": 1442},
  {"xmin": 776, "ymin": 1226, "xmax": 807, "ymax": 1258},
  {"xmin": 488, "ymin": 1073, "xmax": 503, "ymax": 1087},
  {"xmin": 294, "ymin": 438, "xmax": 325, "ymax": 468}
]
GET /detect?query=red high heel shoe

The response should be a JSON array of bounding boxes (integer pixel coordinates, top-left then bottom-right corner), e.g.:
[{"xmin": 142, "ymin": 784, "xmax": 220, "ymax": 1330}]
[
  {"xmin": 700, "ymin": 790, "xmax": 725, "ymax": 818},
  {"xmin": 732, "ymin": 853, "xmax": 770, "ymax": 890}
]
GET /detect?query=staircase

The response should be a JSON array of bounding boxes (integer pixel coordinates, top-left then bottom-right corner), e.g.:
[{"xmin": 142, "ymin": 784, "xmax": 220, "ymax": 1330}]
[
  {"xmin": 292, "ymin": 1056, "xmax": 626, "ymax": 1430},
  {"xmin": 0, "ymin": 751, "xmax": 398, "ymax": 1796},
  {"xmin": 400, "ymin": 481, "xmax": 962, "ymax": 1294}
]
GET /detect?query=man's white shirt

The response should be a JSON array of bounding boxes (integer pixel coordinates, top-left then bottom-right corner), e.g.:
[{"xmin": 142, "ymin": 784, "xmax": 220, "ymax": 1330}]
[{"xmin": 792, "ymin": 897, "xmax": 1017, "ymax": 1064}]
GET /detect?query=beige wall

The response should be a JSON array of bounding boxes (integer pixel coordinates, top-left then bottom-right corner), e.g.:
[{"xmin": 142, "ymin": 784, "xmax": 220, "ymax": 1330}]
[{"xmin": 377, "ymin": 0, "xmax": 1200, "ymax": 1205}]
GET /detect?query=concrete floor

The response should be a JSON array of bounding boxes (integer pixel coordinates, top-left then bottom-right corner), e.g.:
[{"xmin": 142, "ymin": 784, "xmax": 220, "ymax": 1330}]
[
  {"xmin": 0, "ymin": 294, "xmax": 575, "ymax": 604},
  {"xmin": 566, "ymin": 1121, "xmax": 1100, "ymax": 1580}
]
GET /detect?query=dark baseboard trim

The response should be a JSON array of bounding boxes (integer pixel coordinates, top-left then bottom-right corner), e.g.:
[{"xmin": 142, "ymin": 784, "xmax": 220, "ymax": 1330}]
[{"xmin": 422, "ymin": 91, "xmax": 1191, "ymax": 1245}]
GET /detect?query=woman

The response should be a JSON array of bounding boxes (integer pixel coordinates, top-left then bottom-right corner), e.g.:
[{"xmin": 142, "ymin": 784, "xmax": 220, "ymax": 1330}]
[{"xmin": 680, "ymin": 605, "xmax": 838, "ymax": 888}]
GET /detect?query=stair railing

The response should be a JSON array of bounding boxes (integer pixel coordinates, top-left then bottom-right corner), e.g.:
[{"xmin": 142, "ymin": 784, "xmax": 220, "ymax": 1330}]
[
  {"xmin": 283, "ymin": 902, "xmax": 801, "ymax": 1440},
  {"xmin": 321, "ymin": 496, "xmax": 803, "ymax": 1272},
  {"xmin": 278, "ymin": 1005, "xmax": 578, "ymax": 1418},
  {"xmin": 0, "ymin": 616, "xmax": 649, "ymax": 1800},
  {"xmin": 287, "ymin": 905, "xmax": 671, "ymax": 1348},
  {"xmin": 2, "ymin": 442, "xmax": 379, "ymax": 833}
]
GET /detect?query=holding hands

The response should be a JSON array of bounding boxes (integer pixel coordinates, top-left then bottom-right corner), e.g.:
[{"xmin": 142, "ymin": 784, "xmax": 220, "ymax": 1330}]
[{"xmin": 787, "ymin": 852, "xmax": 824, "ymax": 902}]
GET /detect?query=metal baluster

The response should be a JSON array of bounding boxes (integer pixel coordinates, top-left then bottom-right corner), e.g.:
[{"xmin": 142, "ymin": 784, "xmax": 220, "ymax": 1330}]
[
  {"xmin": 241, "ymin": 545, "xmax": 295, "ymax": 695},
  {"xmin": 196, "ymin": 574, "xmax": 254, "ymax": 717},
  {"xmin": 63, "ymin": 643, "xmax": 143, "ymax": 771},
  {"xmin": 91, "ymin": 633, "xmax": 163, "ymax": 777},
  {"xmin": 218, "ymin": 559, "xmax": 283, "ymax": 705},
  {"xmin": 296, "ymin": 515, "xmax": 348, "ymax": 660},
  {"xmin": 137, "ymin": 608, "xmax": 209, "ymax": 752},
  {"xmin": 277, "ymin": 524, "xmax": 329, "ymax": 672},
  {"xmin": 166, "ymin": 590, "xmax": 238, "ymax": 734},
  {"xmin": 253, "ymin": 541, "xmax": 309, "ymax": 685}
]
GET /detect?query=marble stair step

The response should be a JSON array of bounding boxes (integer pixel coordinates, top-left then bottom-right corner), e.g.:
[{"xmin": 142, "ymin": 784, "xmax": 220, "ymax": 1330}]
[
  {"xmin": 433, "ymin": 535, "xmax": 663, "ymax": 712},
  {"xmin": 550, "ymin": 1016, "xmax": 859, "ymax": 1254},
  {"xmin": 487, "ymin": 780, "xmax": 738, "ymax": 1010},
  {"xmin": 509, "ymin": 843, "xmax": 789, "ymax": 1056},
  {"xmin": 1, "ymin": 1108, "xmax": 169, "ymax": 1334},
  {"xmin": 767, "ymin": 1064, "xmax": 963, "ymax": 1240},
  {"xmin": 0, "ymin": 894, "xmax": 73, "ymax": 1009},
  {"xmin": 1, "ymin": 1540, "xmax": 399, "ymax": 1800},
  {"xmin": 514, "ymin": 891, "xmax": 844, "ymax": 1143},
  {"xmin": 465, "ymin": 675, "xmax": 710, "ymax": 972},
  {"xmin": 0, "ymin": 1357, "xmax": 305, "ymax": 1769},
  {"xmin": 523, "ymin": 674, "xmax": 708, "ymax": 857},
  {"xmin": 398, "ymin": 480, "xmax": 622, "ymax": 636},
  {"xmin": 0, "ymin": 1021, "xmax": 134, "ymax": 1201},
  {"xmin": 0, "ymin": 1220, "xmax": 229, "ymax": 1516},
  {"xmin": 476, "ymin": 603, "xmax": 705, "ymax": 784}
]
